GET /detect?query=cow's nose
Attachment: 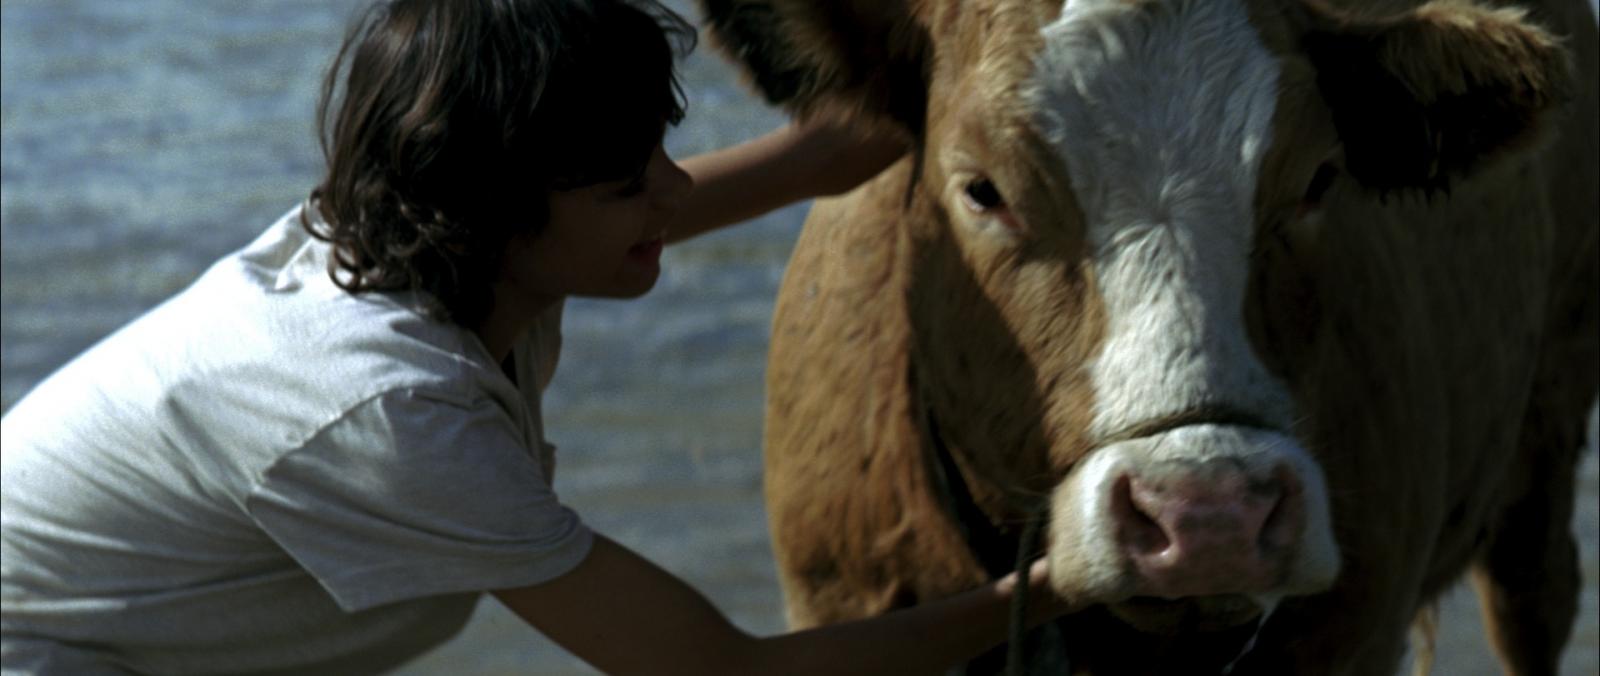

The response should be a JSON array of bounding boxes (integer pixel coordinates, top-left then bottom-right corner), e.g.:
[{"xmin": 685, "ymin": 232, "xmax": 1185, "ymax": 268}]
[{"xmin": 1112, "ymin": 464, "xmax": 1305, "ymax": 597}]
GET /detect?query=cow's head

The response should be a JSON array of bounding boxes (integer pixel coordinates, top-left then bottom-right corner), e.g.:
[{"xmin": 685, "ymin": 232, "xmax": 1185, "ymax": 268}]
[{"xmin": 703, "ymin": 0, "xmax": 1570, "ymax": 631}]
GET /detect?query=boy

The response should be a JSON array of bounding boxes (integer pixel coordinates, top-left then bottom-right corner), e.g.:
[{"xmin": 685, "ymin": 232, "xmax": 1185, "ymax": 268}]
[{"xmin": 0, "ymin": 1, "xmax": 1067, "ymax": 673}]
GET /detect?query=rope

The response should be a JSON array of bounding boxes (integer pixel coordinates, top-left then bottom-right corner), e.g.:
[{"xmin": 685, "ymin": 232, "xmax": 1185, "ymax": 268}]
[
  {"xmin": 1005, "ymin": 507, "xmax": 1049, "ymax": 676},
  {"xmin": 920, "ymin": 402, "xmax": 1060, "ymax": 674}
]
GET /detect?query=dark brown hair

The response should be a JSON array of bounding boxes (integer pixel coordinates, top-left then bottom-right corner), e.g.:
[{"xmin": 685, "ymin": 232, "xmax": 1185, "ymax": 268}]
[{"xmin": 304, "ymin": 0, "xmax": 693, "ymax": 326}]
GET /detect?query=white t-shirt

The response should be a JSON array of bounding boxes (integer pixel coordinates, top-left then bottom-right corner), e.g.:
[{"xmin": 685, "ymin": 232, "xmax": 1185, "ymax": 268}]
[{"xmin": 0, "ymin": 206, "xmax": 593, "ymax": 675}]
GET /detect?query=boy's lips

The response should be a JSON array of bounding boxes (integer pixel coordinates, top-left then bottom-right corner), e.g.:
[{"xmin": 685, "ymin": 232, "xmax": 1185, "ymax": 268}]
[{"xmin": 627, "ymin": 236, "xmax": 664, "ymax": 262}]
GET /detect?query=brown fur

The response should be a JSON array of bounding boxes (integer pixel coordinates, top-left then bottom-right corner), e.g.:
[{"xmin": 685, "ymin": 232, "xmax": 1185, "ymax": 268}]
[{"xmin": 701, "ymin": 0, "xmax": 1598, "ymax": 673}]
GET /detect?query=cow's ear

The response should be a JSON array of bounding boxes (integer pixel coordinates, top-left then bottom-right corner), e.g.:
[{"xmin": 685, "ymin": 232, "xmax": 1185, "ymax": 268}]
[
  {"xmin": 1299, "ymin": 0, "xmax": 1572, "ymax": 194},
  {"xmin": 697, "ymin": 0, "xmax": 931, "ymax": 137}
]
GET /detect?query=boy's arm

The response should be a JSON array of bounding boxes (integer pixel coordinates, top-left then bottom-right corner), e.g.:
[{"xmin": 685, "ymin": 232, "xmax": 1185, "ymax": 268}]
[
  {"xmin": 667, "ymin": 120, "xmax": 907, "ymax": 244},
  {"xmin": 492, "ymin": 534, "xmax": 1069, "ymax": 676}
]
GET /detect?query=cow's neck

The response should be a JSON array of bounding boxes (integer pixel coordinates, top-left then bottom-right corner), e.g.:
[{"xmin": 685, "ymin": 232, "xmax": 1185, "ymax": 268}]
[
  {"xmin": 899, "ymin": 201, "xmax": 1053, "ymax": 578},
  {"xmin": 919, "ymin": 400, "xmax": 1026, "ymax": 579},
  {"xmin": 911, "ymin": 369, "xmax": 1051, "ymax": 583}
]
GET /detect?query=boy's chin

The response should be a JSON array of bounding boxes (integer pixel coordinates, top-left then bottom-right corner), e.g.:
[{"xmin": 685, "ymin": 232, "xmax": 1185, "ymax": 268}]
[{"xmin": 586, "ymin": 274, "xmax": 661, "ymax": 300}]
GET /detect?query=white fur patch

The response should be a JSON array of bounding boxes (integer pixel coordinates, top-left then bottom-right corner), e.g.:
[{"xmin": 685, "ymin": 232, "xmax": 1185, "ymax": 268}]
[
  {"xmin": 1047, "ymin": 425, "xmax": 1341, "ymax": 602},
  {"xmin": 1028, "ymin": 0, "xmax": 1295, "ymax": 439}
]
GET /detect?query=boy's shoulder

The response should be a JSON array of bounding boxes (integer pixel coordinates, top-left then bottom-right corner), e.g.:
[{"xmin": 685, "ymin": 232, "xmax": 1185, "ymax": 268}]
[{"xmin": 33, "ymin": 205, "xmax": 518, "ymax": 450}]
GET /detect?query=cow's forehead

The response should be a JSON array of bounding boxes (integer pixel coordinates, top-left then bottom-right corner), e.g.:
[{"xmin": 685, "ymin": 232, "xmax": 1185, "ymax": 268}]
[
  {"xmin": 1025, "ymin": 0, "xmax": 1281, "ymax": 232},
  {"xmin": 1020, "ymin": 0, "xmax": 1297, "ymax": 438}
]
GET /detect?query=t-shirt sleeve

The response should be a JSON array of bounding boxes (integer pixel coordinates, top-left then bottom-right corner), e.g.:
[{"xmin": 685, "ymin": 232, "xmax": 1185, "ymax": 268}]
[{"xmin": 245, "ymin": 387, "xmax": 593, "ymax": 612}]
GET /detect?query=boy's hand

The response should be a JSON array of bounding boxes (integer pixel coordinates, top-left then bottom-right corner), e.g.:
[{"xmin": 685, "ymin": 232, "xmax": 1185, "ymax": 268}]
[
  {"xmin": 670, "ymin": 120, "xmax": 909, "ymax": 243},
  {"xmin": 998, "ymin": 557, "xmax": 1079, "ymax": 627}
]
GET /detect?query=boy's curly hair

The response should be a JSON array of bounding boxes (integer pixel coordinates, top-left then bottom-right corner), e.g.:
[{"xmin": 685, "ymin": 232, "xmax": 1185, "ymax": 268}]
[{"xmin": 304, "ymin": 0, "xmax": 693, "ymax": 327}]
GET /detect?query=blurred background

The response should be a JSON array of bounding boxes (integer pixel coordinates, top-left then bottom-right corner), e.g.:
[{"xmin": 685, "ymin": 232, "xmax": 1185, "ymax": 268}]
[{"xmin": 2, "ymin": 1, "xmax": 1594, "ymax": 674}]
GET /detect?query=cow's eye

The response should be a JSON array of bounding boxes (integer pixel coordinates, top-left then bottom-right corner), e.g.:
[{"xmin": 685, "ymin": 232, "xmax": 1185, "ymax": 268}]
[
  {"xmin": 962, "ymin": 177, "xmax": 1006, "ymax": 212},
  {"xmin": 1301, "ymin": 161, "xmax": 1339, "ymax": 209}
]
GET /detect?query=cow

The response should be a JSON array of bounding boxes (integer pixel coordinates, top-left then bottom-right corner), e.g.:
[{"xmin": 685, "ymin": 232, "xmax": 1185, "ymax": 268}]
[{"xmin": 698, "ymin": 0, "xmax": 1598, "ymax": 673}]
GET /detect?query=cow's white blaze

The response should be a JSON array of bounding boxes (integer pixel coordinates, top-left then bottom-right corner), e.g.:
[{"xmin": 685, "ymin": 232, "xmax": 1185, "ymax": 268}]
[
  {"xmin": 1031, "ymin": 0, "xmax": 1293, "ymax": 438},
  {"xmin": 1028, "ymin": 0, "xmax": 1340, "ymax": 605}
]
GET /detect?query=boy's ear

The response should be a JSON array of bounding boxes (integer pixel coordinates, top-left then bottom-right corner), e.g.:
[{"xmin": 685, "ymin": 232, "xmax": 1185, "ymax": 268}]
[
  {"xmin": 1299, "ymin": 0, "xmax": 1573, "ymax": 194},
  {"xmin": 698, "ymin": 0, "xmax": 932, "ymax": 138}
]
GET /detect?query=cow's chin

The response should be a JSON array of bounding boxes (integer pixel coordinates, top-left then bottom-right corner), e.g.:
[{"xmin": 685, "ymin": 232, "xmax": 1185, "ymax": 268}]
[{"xmin": 1105, "ymin": 594, "xmax": 1266, "ymax": 635}]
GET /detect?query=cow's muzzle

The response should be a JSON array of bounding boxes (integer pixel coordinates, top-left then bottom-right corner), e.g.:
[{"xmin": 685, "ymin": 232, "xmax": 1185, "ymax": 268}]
[{"xmin": 1047, "ymin": 424, "xmax": 1339, "ymax": 629}]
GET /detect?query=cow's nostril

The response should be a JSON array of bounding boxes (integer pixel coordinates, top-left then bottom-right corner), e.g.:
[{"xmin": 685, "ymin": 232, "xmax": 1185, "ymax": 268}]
[
  {"xmin": 1118, "ymin": 464, "xmax": 1299, "ymax": 598},
  {"xmin": 1257, "ymin": 466, "xmax": 1305, "ymax": 552},
  {"xmin": 1113, "ymin": 474, "xmax": 1171, "ymax": 555}
]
